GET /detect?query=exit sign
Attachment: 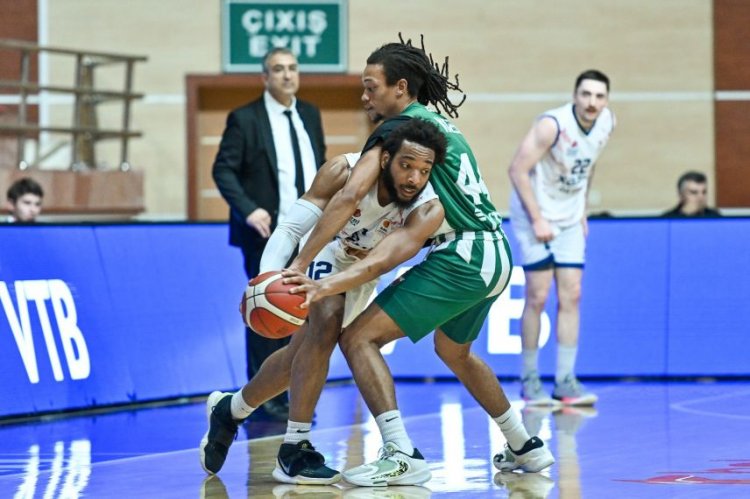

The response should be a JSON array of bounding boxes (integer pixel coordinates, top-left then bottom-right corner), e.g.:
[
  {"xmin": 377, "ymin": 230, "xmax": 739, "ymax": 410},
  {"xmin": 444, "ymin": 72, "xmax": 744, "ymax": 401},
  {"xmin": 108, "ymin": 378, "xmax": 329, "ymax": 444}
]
[{"xmin": 222, "ymin": 0, "xmax": 348, "ymax": 73}]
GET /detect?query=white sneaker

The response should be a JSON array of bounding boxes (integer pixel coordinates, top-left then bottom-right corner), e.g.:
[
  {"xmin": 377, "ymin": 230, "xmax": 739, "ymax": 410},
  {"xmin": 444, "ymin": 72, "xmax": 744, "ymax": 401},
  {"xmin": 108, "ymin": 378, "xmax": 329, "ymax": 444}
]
[
  {"xmin": 493, "ymin": 436, "xmax": 555, "ymax": 473},
  {"xmin": 521, "ymin": 373, "xmax": 560, "ymax": 407},
  {"xmin": 552, "ymin": 375, "xmax": 598, "ymax": 406},
  {"xmin": 342, "ymin": 442, "xmax": 432, "ymax": 487}
]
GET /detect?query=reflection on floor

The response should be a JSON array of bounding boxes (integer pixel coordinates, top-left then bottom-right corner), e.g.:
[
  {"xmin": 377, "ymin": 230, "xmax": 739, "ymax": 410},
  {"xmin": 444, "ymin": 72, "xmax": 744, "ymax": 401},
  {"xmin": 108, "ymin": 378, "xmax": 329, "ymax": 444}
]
[{"xmin": 2, "ymin": 380, "xmax": 750, "ymax": 498}]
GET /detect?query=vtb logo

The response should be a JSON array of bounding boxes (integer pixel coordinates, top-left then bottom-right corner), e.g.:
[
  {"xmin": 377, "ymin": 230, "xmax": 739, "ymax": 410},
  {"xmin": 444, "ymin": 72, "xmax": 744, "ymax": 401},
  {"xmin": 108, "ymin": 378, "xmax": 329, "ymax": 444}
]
[{"xmin": 0, "ymin": 280, "xmax": 90, "ymax": 383}]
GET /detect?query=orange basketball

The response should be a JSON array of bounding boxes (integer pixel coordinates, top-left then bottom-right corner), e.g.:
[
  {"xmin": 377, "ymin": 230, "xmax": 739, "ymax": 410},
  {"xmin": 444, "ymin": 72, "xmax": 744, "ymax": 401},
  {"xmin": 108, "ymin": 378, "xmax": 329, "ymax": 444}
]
[{"xmin": 239, "ymin": 271, "xmax": 308, "ymax": 339}]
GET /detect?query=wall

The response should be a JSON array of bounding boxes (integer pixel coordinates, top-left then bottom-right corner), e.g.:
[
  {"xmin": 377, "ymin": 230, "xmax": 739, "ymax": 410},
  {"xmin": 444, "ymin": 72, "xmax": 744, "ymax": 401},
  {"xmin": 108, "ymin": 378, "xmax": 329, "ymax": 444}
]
[{"xmin": 30, "ymin": 0, "xmax": 716, "ymax": 218}]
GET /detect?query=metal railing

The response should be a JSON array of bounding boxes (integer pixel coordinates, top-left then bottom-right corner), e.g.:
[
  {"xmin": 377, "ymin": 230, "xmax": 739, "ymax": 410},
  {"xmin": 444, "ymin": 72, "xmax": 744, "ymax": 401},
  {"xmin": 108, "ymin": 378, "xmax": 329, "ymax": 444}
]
[{"xmin": 0, "ymin": 39, "xmax": 147, "ymax": 171}]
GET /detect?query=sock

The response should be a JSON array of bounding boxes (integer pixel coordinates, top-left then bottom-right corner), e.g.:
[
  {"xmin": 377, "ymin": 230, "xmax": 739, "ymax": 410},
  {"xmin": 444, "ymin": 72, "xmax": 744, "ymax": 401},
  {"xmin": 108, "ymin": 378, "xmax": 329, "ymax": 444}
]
[
  {"xmin": 284, "ymin": 420, "xmax": 312, "ymax": 445},
  {"xmin": 494, "ymin": 407, "xmax": 531, "ymax": 452},
  {"xmin": 521, "ymin": 348, "xmax": 539, "ymax": 379},
  {"xmin": 230, "ymin": 391, "xmax": 256, "ymax": 420},
  {"xmin": 556, "ymin": 344, "xmax": 578, "ymax": 383},
  {"xmin": 375, "ymin": 410, "xmax": 414, "ymax": 455}
]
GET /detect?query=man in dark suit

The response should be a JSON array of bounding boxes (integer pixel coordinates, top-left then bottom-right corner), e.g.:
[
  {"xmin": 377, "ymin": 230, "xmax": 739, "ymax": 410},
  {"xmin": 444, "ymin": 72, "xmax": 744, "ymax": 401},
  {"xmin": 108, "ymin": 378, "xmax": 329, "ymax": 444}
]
[{"xmin": 212, "ymin": 47, "xmax": 326, "ymax": 421}]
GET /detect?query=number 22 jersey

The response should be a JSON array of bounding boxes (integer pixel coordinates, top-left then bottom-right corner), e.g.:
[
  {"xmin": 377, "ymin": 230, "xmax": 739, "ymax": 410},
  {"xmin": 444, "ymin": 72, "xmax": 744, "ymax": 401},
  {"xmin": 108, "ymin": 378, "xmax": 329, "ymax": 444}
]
[{"xmin": 510, "ymin": 102, "xmax": 615, "ymax": 228}]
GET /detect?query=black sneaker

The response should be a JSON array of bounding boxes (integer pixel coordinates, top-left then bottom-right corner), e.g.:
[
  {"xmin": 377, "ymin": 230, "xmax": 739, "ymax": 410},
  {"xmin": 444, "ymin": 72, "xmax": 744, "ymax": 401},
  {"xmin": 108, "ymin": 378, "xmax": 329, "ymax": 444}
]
[
  {"xmin": 200, "ymin": 391, "xmax": 239, "ymax": 474},
  {"xmin": 272, "ymin": 440, "xmax": 342, "ymax": 485}
]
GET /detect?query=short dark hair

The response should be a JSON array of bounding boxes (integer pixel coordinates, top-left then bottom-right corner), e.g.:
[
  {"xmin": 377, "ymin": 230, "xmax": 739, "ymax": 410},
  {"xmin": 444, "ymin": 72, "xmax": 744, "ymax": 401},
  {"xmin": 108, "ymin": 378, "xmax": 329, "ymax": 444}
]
[
  {"xmin": 677, "ymin": 171, "xmax": 708, "ymax": 192},
  {"xmin": 367, "ymin": 34, "xmax": 466, "ymax": 118},
  {"xmin": 262, "ymin": 47, "xmax": 296, "ymax": 74},
  {"xmin": 575, "ymin": 69, "xmax": 610, "ymax": 93},
  {"xmin": 382, "ymin": 118, "xmax": 447, "ymax": 165},
  {"xmin": 7, "ymin": 177, "xmax": 43, "ymax": 202}
]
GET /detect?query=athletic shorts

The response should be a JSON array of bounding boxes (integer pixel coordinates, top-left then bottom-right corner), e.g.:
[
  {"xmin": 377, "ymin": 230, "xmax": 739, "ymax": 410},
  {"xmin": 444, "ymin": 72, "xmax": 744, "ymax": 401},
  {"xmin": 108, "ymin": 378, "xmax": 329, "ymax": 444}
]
[
  {"xmin": 510, "ymin": 214, "xmax": 585, "ymax": 269},
  {"xmin": 309, "ymin": 240, "xmax": 378, "ymax": 327},
  {"xmin": 374, "ymin": 230, "xmax": 513, "ymax": 344}
]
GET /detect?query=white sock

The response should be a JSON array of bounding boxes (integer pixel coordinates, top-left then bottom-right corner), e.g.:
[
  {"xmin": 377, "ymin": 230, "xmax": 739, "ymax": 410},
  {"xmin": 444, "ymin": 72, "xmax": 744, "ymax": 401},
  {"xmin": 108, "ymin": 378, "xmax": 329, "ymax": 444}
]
[
  {"xmin": 284, "ymin": 420, "xmax": 312, "ymax": 445},
  {"xmin": 494, "ymin": 408, "xmax": 531, "ymax": 451},
  {"xmin": 230, "ymin": 391, "xmax": 255, "ymax": 420},
  {"xmin": 375, "ymin": 410, "xmax": 414, "ymax": 455},
  {"xmin": 556, "ymin": 344, "xmax": 578, "ymax": 383},
  {"xmin": 521, "ymin": 349, "xmax": 539, "ymax": 379}
]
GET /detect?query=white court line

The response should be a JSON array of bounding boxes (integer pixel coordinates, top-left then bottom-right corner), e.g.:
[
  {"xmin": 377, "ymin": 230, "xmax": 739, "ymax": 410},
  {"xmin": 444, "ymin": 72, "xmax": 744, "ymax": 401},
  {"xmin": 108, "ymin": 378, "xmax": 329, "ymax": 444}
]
[{"xmin": 669, "ymin": 388, "xmax": 750, "ymax": 421}]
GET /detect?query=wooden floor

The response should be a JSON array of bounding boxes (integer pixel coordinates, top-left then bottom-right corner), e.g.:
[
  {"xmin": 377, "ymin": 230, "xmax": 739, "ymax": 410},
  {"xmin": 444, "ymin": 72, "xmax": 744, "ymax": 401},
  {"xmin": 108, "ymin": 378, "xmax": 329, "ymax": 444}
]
[{"xmin": 1, "ymin": 380, "xmax": 749, "ymax": 498}]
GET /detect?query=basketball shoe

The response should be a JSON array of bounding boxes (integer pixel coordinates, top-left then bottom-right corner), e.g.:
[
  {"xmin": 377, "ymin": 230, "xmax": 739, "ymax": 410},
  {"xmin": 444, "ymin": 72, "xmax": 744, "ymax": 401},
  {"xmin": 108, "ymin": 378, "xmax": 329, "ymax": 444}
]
[
  {"xmin": 200, "ymin": 391, "xmax": 239, "ymax": 474},
  {"xmin": 272, "ymin": 440, "xmax": 342, "ymax": 485},
  {"xmin": 521, "ymin": 372, "xmax": 560, "ymax": 407},
  {"xmin": 552, "ymin": 375, "xmax": 598, "ymax": 406},
  {"xmin": 493, "ymin": 436, "xmax": 555, "ymax": 473},
  {"xmin": 342, "ymin": 442, "xmax": 432, "ymax": 486}
]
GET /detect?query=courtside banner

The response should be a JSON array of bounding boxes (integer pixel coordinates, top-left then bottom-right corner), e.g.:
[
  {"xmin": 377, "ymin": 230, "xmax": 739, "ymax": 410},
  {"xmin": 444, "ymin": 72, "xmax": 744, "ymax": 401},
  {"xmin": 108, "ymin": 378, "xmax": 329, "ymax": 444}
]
[
  {"xmin": 0, "ymin": 224, "xmax": 246, "ymax": 418},
  {"xmin": 1, "ymin": 219, "xmax": 748, "ymax": 418},
  {"xmin": 222, "ymin": 0, "xmax": 348, "ymax": 73}
]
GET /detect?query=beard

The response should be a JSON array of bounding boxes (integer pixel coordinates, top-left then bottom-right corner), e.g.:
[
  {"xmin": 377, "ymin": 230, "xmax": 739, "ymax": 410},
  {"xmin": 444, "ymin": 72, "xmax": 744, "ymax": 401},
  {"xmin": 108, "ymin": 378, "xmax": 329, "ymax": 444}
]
[{"xmin": 382, "ymin": 159, "xmax": 427, "ymax": 209}]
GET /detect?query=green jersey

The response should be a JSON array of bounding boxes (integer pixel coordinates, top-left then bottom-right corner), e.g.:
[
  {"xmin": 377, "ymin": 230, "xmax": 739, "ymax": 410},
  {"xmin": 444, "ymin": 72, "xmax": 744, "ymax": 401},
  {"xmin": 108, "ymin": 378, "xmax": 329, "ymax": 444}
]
[{"xmin": 363, "ymin": 103, "xmax": 502, "ymax": 233}]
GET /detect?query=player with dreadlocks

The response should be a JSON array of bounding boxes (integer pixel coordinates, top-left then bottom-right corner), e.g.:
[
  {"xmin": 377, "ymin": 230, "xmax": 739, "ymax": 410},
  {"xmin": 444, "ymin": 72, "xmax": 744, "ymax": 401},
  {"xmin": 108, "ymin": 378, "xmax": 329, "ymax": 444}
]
[{"xmin": 276, "ymin": 35, "xmax": 555, "ymax": 487}]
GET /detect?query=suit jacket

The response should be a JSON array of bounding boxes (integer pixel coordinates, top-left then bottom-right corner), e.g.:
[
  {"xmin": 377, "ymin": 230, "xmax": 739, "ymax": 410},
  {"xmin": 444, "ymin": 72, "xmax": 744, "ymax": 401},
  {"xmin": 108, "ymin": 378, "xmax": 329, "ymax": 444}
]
[{"xmin": 212, "ymin": 97, "xmax": 326, "ymax": 249}]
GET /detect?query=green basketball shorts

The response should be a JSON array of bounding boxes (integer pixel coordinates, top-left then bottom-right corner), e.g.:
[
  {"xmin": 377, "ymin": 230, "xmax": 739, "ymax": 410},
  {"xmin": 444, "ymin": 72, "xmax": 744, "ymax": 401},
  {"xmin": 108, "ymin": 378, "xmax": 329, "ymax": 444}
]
[{"xmin": 375, "ymin": 230, "xmax": 513, "ymax": 344}]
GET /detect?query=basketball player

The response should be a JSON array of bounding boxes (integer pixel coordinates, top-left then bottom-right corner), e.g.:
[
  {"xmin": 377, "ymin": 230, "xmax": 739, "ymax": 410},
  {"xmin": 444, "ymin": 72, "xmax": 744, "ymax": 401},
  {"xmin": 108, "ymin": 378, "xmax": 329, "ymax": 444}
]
[
  {"xmin": 200, "ymin": 118, "xmax": 448, "ymax": 483},
  {"xmin": 280, "ymin": 36, "xmax": 554, "ymax": 487},
  {"xmin": 508, "ymin": 70, "xmax": 615, "ymax": 407}
]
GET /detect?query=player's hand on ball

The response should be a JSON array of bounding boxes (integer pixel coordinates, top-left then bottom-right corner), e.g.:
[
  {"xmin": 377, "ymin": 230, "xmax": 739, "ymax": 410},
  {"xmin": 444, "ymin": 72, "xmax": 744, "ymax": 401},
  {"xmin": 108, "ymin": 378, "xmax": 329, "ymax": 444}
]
[
  {"xmin": 281, "ymin": 269, "xmax": 323, "ymax": 309},
  {"xmin": 242, "ymin": 271, "xmax": 307, "ymax": 339}
]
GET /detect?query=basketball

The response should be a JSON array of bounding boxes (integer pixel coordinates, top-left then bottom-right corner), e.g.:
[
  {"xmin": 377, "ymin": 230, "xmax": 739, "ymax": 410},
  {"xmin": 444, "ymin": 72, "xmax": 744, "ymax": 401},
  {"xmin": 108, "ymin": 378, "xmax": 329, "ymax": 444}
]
[{"xmin": 240, "ymin": 271, "xmax": 308, "ymax": 339}]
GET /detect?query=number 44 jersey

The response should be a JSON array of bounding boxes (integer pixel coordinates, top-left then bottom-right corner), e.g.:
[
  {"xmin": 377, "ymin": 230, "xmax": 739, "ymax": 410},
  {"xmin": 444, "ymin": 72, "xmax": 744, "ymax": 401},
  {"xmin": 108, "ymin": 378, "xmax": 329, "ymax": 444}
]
[{"xmin": 401, "ymin": 103, "xmax": 503, "ymax": 235}]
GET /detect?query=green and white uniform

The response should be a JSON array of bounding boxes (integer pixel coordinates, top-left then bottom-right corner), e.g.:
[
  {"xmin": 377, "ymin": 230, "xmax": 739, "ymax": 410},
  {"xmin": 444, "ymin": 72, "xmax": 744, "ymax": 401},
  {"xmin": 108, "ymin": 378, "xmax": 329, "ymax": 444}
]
[{"xmin": 363, "ymin": 103, "xmax": 512, "ymax": 343}]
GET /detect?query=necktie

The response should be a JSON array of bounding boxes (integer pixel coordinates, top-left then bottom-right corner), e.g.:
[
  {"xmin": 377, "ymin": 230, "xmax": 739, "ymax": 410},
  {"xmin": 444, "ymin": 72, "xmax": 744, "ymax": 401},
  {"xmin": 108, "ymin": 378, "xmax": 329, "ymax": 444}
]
[{"xmin": 283, "ymin": 109, "xmax": 305, "ymax": 197}]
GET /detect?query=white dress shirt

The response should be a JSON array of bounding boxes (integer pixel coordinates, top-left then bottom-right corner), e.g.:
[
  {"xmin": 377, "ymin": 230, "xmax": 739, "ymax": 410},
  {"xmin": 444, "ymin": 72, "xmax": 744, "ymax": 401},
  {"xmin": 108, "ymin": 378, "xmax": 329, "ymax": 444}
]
[{"xmin": 263, "ymin": 91, "xmax": 318, "ymax": 222}]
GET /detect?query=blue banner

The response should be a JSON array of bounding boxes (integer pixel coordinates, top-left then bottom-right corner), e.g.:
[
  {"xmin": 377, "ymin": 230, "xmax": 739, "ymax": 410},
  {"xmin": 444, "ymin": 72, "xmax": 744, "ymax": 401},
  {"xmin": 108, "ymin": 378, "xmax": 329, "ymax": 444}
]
[{"xmin": 1, "ymin": 219, "xmax": 748, "ymax": 418}]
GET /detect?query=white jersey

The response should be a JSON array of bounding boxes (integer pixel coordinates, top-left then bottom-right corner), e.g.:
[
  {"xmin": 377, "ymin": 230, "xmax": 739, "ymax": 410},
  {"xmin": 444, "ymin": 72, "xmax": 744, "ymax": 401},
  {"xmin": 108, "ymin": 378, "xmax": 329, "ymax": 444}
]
[
  {"xmin": 308, "ymin": 152, "xmax": 438, "ymax": 326},
  {"xmin": 511, "ymin": 102, "xmax": 615, "ymax": 228},
  {"xmin": 337, "ymin": 152, "xmax": 438, "ymax": 255}
]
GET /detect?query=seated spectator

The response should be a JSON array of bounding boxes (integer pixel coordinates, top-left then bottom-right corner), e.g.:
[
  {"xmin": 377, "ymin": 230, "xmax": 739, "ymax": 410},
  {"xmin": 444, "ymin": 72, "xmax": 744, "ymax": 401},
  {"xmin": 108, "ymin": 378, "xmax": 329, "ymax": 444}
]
[
  {"xmin": 5, "ymin": 177, "xmax": 44, "ymax": 223},
  {"xmin": 663, "ymin": 171, "xmax": 721, "ymax": 217}
]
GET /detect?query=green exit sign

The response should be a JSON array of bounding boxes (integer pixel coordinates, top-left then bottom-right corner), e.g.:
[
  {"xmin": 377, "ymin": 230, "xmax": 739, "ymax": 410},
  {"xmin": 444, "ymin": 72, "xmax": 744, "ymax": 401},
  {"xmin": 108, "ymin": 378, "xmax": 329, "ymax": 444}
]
[{"xmin": 222, "ymin": 0, "xmax": 348, "ymax": 73}]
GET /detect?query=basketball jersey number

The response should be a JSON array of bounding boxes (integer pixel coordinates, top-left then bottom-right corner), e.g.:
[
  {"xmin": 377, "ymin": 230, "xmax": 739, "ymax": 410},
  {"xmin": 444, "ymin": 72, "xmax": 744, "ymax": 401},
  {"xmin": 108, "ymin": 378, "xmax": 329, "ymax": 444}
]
[
  {"xmin": 456, "ymin": 153, "xmax": 502, "ymax": 226},
  {"xmin": 571, "ymin": 158, "xmax": 592, "ymax": 175},
  {"xmin": 456, "ymin": 153, "xmax": 489, "ymax": 204},
  {"xmin": 307, "ymin": 261, "xmax": 333, "ymax": 280},
  {"xmin": 559, "ymin": 158, "xmax": 592, "ymax": 190}
]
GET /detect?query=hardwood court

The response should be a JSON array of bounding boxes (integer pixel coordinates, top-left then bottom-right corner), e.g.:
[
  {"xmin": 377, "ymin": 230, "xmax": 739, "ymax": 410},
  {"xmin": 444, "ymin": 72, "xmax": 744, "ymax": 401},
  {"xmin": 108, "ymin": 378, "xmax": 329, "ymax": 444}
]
[{"xmin": 1, "ymin": 380, "xmax": 749, "ymax": 498}]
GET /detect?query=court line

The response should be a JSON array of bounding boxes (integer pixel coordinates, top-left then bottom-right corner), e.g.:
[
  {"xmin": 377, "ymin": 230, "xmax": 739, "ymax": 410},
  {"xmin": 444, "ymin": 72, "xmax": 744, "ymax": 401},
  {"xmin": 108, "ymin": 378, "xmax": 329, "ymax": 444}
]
[{"xmin": 669, "ymin": 389, "xmax": 750, "ymax": 421}]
